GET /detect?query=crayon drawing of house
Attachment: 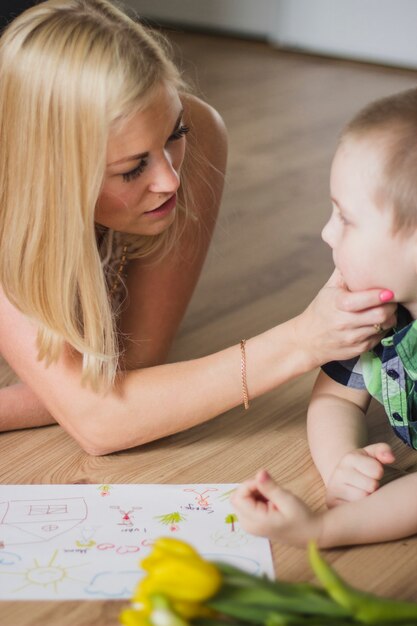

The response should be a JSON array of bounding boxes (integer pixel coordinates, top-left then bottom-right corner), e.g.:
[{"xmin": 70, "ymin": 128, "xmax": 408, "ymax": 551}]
[{"xmin": 0, "ymin": 498, "xmax": 87, "ymax": 546}]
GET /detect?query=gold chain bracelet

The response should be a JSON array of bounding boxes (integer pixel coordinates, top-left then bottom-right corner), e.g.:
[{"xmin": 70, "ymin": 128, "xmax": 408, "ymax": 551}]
[{"xmin": 240, "ymin": 339, "xmax": 250, "ymax": 410}]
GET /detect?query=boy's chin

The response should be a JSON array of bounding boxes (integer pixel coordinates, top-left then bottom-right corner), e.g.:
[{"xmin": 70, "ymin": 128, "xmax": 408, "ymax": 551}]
[
  {"xmin": 343, "ymin": 278, "xmax": 373, "ymax": 293},
  {"xmin": 339, "ymin": 275, "xmax": 358, "ymax": 292},
  {"xmin": 336, "ymin": 269, "xmax": 378, "ymax": 293}
]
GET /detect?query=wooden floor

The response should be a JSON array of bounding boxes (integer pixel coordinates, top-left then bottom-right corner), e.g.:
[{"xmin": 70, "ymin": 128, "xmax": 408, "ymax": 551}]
[{"xmin": 2, "ymin": 31, "xmax": 417, "ymax": 625}]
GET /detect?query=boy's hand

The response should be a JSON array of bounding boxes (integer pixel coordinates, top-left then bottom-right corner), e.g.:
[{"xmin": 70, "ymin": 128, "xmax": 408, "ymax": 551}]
[
  {"xmin": 231, "ymin": 470, "xmax": 323, "ymax": 547},
  {"xmin": 325, "ymin": 442, "xmax": 395, "ymax": 508}
]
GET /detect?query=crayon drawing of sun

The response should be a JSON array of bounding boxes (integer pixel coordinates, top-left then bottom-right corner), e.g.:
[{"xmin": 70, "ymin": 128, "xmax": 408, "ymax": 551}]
[{"xmin": 10, "ymin": 550, "xmax": 85, "ymax": 594}]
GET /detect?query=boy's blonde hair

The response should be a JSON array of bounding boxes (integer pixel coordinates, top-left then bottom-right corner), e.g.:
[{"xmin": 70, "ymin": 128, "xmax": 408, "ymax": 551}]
[
  {"xmin": 342, "ymin": 87, "xmax": 417, "ymax": 235},
  {"xmin": 0, "ymin": 0, "xmax": 189, "ymax": 390}
]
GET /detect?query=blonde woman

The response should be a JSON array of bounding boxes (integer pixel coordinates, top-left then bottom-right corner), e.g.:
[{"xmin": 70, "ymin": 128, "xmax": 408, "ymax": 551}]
[{"xmin": 0, "ymin": 0, "xmax": 396, "ymax": 455}]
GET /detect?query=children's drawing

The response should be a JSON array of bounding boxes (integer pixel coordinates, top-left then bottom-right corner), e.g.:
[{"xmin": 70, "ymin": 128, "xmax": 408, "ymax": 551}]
[
  {"xmin": 98, "ymin": 485, "xmax": 112, "ymax": 497},
  {"xmin": 183, "ymin": 488, "xmax": 218, "ymax": 508},
  {"xmin": 224, "ymin": 513, "xmax": 238, "ymax": 532},
  {"xmin": 217, "ymin": 488, "xmax": 236, "ymax": 502},
  {"xmin": 0, "ymin": 551, "xmax": 21, "ymax": 566},
  {"xmin": 0, "ymin": 484, "xmax": 273, "ymax": 600},
  {"xmin": 96, "ymin": 543, "xmax": 140, "ymax": 555},
  {"xmin": 85, "ymin": 570, "xmax": 142, "ymax": 598},
  {"xmin": 154, "ymin": 511, "xmax": 185, "ymax": 532},
  {"xmin": 0, "ymin": 498, "xmax": 87, "ymax": 546},
  {"xmin": 211, "ymin": 528, "xmax": 251, "ymax": 548},
  {"xmin": 110, "ymin": 506, "xmax": 141, "ymax": 527},
  {"xmin": 6, "ymin": 550, "xmax": 87, "ymax": 595},
  {"xmin": 75, "ymin": 525, "xmax": 98, "ymax": 549}
]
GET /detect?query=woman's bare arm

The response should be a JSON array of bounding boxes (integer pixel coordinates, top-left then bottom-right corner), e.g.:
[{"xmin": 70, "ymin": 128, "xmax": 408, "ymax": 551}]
[
  {"xmin": 0, "ymin": 383, "xmax": 55, "ymax": 430},
  {"xmin": 0, "ymin": 291, "xmax": 309, "ymax": 454},
  {"xmin": 0, "ymin": 276, "xmax": 397, "ymax": 455}
]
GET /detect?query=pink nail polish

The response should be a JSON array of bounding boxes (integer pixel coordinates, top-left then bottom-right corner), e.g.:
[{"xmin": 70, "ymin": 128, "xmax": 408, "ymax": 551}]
[{"xmin": 379, "ymin": 289, "xmax": 394, "ymax": 302}]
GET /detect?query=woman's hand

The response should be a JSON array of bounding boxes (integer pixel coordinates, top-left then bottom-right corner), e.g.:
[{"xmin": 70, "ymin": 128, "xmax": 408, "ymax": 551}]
[{"xmin": 294, "ymin": 269, "xmax": 397, "ymax": 368}]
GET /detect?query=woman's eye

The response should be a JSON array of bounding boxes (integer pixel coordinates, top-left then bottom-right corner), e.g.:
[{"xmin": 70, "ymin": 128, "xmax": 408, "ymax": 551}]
[
  {"xmin": 169, "ymin": 124, "xmax": 190, "ymax": 141},
  {"xmin": 122, "ymin": 158, "xmax": 148, "ymax": 182}
]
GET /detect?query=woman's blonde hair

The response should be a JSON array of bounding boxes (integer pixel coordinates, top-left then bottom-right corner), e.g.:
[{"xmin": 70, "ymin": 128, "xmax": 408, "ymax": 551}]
[
  {"xmin": 0, "ymin": 0, "xmax": 189, "ymax": 390},
  {"xmin": 342, "ymin": 87, "xmax": 417, "ymax": 235}
]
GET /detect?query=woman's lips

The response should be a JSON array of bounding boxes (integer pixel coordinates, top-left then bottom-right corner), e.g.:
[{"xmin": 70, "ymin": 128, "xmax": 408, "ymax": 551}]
[{"xmin": 144, "ymin": 193, "xmax": 177, "ymax": 217}]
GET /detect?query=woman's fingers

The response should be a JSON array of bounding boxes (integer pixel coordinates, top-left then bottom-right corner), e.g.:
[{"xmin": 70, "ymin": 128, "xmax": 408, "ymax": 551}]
[
  {"xmin": 299, "ymin": 272, "xmax": 397, "ymax": 366},
  {"xmin": 326, "ymin": 271, "xmax": 397, "ymax": 330},
  {"xmin": 323, "ymin": 269, "xmax": 395, "ymax": 313},
  {"xmin": 324, "ymin": 267, "xmax": 346, "ymax": 289},
  {"xmin": 337, "ymin": 287, "xmax": 394, "ymax": 313},
  {"xmin": 357, "ymin": 307, "xmax": 396, "ymax": 328}
]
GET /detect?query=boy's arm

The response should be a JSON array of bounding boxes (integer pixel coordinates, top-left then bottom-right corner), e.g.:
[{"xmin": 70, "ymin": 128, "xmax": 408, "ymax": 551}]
[
  {"xmin": 232, "ymin": 469, "xmax": 417, "ymax": 548},
  {"xmin": 307, "ymin": 371, "xmax": 394, "ymax": 506},
  {"xmin": 307, "ymin": 370, "xmax": 371, "ymax": 483},
  {"xmin": 320, "ymin": 471, "xmax": 417, "ymax": 547}
]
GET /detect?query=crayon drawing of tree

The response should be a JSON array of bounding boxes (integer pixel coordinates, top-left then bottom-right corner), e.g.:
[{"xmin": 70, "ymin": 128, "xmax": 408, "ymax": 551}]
[{"xmin": 225, "ymin": 513, "xmax": 238, "ymax": 532}]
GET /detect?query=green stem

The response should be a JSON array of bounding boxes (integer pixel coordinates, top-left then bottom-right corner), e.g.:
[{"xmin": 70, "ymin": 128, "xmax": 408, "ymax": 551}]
[{"xmin": 308, "ymin": 542, "xmax": 417, "ymax": 624}]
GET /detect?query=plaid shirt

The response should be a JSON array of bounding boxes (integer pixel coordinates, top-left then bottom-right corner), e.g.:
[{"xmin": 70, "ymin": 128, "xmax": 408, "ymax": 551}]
[{"xmin": 322, "ymin": 305, "xmax": 417, "ymax": 450}]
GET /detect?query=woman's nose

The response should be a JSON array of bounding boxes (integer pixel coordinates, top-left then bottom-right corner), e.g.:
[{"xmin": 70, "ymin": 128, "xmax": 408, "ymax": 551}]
[{"xmin": 148, "ymin": 154, "xmax": 180, "ymax": 194}]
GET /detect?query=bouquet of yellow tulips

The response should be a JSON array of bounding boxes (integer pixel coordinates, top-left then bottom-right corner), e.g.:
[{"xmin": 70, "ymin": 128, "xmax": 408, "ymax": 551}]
[{"xmin": 119, "ymin": 538, "xmax": 417, "ymax": 626}]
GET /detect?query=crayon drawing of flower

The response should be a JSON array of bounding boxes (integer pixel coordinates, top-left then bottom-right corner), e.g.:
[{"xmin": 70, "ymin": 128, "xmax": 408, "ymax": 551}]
[{"xmin": 154, "ymin": 512, "xmax": 186, "ymax": 532}]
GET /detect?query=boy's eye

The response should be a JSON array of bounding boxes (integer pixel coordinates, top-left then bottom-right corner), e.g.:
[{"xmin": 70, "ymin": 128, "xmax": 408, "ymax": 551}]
[
  {"xmin": 334, "ymin": 208, "xmax": 348, "ymax": 226},
  {"xmin": 122, "ymin": 158, "xmax": 148, "ymax": 182},
  {"xmin": 169, "ymin": 124, "xmax": 190, "ymax": 141}
]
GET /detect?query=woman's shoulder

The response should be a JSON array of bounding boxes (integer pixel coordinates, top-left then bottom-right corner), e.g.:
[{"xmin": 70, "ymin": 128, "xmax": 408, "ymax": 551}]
[{"xmin": 181, "ymin": 93, "xmax": 227, "ymax": 148}]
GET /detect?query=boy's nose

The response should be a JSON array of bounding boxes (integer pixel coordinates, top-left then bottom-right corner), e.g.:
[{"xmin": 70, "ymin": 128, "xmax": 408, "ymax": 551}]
[{"xmin": 321, "ymin": 220, "xmax": 333, "ymax": 248}]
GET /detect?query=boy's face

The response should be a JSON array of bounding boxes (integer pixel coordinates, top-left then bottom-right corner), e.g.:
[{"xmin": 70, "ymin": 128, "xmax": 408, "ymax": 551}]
[{"xmin": 322, "ymin": 134, "xmax": 417, "ymax": 312}]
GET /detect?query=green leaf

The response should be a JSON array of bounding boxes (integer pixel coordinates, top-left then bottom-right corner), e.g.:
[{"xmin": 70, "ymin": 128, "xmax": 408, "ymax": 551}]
[
  {"xmin": 308, "ymin": 542, "xmax": 417, "ymax": 624},
  {"xmin": 215, "ymin": 562, "xmax": 331, "ymax": 597},
  {"xmin": 209, "ymin": 583, "xmax": 351, "ymax": 619}
]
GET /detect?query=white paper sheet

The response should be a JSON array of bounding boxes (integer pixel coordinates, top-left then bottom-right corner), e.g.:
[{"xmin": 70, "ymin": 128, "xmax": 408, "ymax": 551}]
[{"xmin": 0, "ymin": 484, "xmax": 274, "ymax": 600}]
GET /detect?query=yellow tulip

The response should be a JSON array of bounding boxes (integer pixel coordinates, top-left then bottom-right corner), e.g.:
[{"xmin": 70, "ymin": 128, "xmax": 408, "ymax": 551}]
[
  {"xmin": 169, "ymin": 599, "xmax": 213, "ymax": 620},
  {"xmin": 120, "ymin": 595, "xmax": 191, "ymax": 626},
  {"xmin": 119, "ymin": 608, "xmax": 152, "ymax": 626},
  {"xmin": 134, "ymin": 537, "xmax": 222, "ymax": 606},
  {"xmin": 121, "ymin": 539, "xmax": 222, "ymax": 626},
  {"xmin": 143, "ymin": 537, "xmax": 197, "ymax": 561}
]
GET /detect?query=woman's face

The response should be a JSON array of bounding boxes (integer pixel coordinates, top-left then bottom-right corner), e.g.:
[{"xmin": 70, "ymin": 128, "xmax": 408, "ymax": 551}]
[{"xmin": 95, "ymin": 82, "xmax": 187, "ymax": 236}]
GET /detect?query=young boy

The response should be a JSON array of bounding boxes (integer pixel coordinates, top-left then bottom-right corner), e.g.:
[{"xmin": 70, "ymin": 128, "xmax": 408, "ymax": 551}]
[{"xmin": 232, "ymin": 87, "xmax": 417, "ymax": 548}]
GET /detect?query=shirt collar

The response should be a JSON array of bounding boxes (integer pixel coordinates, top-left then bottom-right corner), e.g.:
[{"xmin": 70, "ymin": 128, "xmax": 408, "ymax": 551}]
[{"xmin": 382, "ymin": 305, "xmax": 417, "ymax": 379}]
